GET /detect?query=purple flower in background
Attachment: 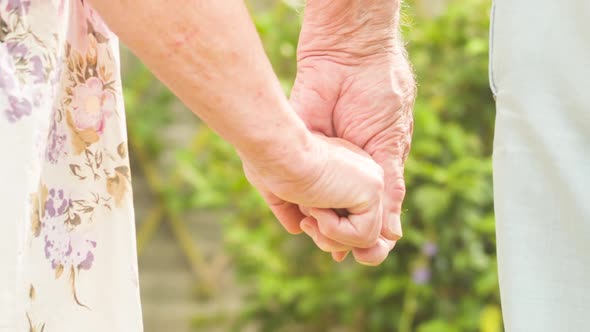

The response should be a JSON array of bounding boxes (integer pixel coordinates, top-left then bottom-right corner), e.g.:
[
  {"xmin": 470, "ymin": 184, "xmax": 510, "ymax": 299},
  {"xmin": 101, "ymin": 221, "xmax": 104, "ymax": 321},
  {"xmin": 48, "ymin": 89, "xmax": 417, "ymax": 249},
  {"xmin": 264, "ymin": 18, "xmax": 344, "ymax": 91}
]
[
  {"xmin": 5, "ymin": 95, "xmax": 32, "ymax": 122},
  {"xmin": 412, "ymin": 266, "xmax": 431, "ymax": 285},
  {"xmin": 422, "ymin": 241, "xmax": 438, "ymax": 258}
]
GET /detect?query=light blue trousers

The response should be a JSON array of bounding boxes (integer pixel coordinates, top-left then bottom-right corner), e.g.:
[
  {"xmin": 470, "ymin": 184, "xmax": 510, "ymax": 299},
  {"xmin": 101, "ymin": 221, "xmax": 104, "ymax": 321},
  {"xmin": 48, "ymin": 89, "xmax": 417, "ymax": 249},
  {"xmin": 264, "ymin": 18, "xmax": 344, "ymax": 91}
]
[{"xmin": 490, "ymin": 1, "xmax": 590, "ymax": 331}]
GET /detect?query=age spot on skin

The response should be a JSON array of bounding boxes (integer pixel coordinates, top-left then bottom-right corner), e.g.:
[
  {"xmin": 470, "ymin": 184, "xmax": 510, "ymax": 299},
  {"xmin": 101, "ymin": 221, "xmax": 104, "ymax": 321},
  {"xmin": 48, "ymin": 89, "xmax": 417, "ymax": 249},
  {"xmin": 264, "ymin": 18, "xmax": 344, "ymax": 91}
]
[{"xmin": 171, "ymin": 25, "xmax": 200, "ymax": 50}]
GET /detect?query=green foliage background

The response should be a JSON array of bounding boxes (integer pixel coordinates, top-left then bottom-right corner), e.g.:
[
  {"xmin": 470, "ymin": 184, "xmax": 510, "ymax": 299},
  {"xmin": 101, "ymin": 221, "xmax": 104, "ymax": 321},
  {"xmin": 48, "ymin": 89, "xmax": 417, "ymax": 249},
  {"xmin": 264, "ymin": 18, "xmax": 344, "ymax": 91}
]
[{"xmin": 123, "ymin": 0, "xmax": 499, "ymax": 331}]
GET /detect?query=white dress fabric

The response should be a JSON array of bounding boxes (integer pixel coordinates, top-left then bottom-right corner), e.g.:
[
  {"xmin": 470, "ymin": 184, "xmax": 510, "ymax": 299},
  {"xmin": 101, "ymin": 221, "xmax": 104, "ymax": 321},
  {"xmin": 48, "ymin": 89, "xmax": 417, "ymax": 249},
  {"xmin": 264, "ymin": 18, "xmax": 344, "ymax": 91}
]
[
  {"xmin": 490, "ymin": 1, "xmax": 590, "ymax": 331},
  {"xmin": 0, "ymin": 1, "xmax": 143, "ymax": 331}
]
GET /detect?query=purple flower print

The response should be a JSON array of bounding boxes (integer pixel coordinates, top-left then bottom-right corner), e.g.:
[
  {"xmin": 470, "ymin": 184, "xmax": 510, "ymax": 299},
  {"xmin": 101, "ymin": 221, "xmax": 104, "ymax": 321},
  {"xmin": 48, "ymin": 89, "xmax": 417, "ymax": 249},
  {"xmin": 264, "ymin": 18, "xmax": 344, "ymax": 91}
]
[
  {"xmin": 6, "ymin": 42, "xmax": 28, "ymax": 60},
  {"xmin": 5, "ymin": 0, "xmax": 31, "ymax": 14},
  {"xmin": 43, "ymin": 218, "xmax": 97, "ymax": 271},
  {"xmin": 4, "ymin": 95, "xmax": 32, "ymax": 122},
  {"xmin": 70, "ymin": 231, "xmax": 97, "ymax": 270},
  {"xmin": 0, "ymin": 65, "xmax": 15, "ymax": 90},
  {"xmin": 45, "ymin": 188, "xmax": 70, "ymax": 217},
  {"xmin": 5, "ymin": 42, "xmax": 47, "ymax": 85},
  {"xmin": 29, "ymin": 55, "xmax": 45, "ymax": 83},
  {"xmin": 41, "ymin": 188, "xmax": 97, "ymax": 271},
  {"xmin": 2, "ymin": 41, "xmax": 45, "ymax": 122},
  {"xmin": 45, "ymin": 119, "xmax": 67, "ymax": 163},
  {"xmin": 412, "ymin": 266, "xmax": 431, "ymax": 285},
  {"xmin": 43, "ymin": 220, "xmax": 70, "ymax": 269}
]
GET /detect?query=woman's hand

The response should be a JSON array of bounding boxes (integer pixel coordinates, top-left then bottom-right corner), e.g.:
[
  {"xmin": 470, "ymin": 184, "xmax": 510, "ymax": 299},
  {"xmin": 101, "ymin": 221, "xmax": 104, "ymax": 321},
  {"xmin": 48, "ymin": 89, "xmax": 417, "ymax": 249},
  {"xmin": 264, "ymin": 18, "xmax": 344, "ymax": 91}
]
[{"xmin": 241, "ymin": 132, "xmax": 385, "ymax": 249}]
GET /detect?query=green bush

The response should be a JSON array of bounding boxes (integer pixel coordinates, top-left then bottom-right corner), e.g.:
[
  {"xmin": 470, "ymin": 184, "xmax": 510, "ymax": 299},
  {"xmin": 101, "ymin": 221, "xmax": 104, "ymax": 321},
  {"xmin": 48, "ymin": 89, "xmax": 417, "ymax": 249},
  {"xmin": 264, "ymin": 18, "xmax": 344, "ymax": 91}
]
[{"xmin": 124, "ymin": 0, "xmax": 499, "ymax": 331}]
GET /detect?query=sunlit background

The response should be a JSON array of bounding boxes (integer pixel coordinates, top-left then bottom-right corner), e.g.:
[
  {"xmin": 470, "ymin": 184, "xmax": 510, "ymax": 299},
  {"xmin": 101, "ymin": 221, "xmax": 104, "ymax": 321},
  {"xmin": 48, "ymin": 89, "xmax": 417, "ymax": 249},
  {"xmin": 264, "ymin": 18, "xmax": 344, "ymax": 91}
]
[{"xmin": 121, "ymin": 0, "xmax": 498, "ymax": 331}]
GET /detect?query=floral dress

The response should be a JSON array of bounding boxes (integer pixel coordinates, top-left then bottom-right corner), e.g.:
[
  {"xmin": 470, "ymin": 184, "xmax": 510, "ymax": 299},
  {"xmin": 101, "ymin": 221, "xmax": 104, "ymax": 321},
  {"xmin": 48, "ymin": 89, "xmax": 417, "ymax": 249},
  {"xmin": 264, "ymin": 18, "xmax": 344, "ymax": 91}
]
[{"xmin": 0, "ymin": 1, "xmax": 143, "ymax": 331}]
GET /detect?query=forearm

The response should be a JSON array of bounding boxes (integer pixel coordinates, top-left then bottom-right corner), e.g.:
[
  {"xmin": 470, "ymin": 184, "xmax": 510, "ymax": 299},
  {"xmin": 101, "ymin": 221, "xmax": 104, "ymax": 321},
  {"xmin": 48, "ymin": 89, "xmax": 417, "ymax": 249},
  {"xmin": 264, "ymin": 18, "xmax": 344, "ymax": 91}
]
[
  {"xmin": 89, "ymin": 0, "xmax": 310, "ymax": 162},
  {"xmin": 300, "ymin": 0, "xmax": 402, "ymax": 61}
]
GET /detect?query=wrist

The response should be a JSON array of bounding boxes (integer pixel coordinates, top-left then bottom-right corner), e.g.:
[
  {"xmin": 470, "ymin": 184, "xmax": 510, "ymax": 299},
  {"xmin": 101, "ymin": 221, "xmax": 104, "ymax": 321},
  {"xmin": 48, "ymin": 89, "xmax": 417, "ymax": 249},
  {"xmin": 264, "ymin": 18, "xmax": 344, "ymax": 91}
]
[
  {"xmin": 304, "ymin": 0, "xmax": 401, "ymax": 23},
  {"xmin": 236, "ymin": 101, "xmax": 315, "ymax": 179},
  {"xmin": 300, "ymin": 0, "xmax": 401, "ymax": 62}
]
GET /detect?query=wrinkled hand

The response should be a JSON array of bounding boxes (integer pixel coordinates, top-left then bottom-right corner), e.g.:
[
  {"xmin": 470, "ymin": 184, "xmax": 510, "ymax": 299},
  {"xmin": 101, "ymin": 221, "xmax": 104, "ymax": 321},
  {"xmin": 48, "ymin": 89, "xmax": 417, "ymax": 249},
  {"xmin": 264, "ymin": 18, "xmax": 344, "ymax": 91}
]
[
  {"xmin": 241, "ymin": 133, "xmax": 386, "ymax": 249},
  {"xmin": 290, "ymin": 9, "xmax": 416, "ymax": 265}
]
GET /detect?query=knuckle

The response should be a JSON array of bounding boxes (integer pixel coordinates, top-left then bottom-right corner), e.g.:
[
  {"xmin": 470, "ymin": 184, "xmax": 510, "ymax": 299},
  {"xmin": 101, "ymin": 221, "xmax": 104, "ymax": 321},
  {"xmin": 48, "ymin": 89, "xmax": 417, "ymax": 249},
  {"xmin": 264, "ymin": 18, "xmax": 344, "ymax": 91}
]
[
  {"xmin": 356, "ymin": 222, "xmax": 380, "ymax": 247},
  {"xmin": 367, "ymin": 229, "xmax": 381, "ymax": 245},
  {"xmin": 284, "ymin": 225, "xmax": 303, "ymax": 235},
  {"xmin": 317, "ymin": 218, "xmax": 338, "ymax": 238},
  {"xmin": 316, "ymin": 242, "xmax": 333, "ymax": 253},
  {"xmin": 386, "ymin": 172, "xmax": 406, "ymax": 200},
  {"xmin": 355, "ymin": 252, "xmax": 385, "ymax": 266},
  {"xmin": 365, "ymin": 171, "xmax": 385, "ymax": 200},
  {"xmin": 373, "ymin": 173, "xmax": 385, "ymax": 192},
  {"xmin": 391, "ymin": 179, "xmax": 406, "ymax": 201},
  {"xmin": 299, "ymin": 205, "xmax": 311, "ymax": 217},
  {"xmin": 355, "ymin": 241, "xmax": 390, "ymax": 265}
]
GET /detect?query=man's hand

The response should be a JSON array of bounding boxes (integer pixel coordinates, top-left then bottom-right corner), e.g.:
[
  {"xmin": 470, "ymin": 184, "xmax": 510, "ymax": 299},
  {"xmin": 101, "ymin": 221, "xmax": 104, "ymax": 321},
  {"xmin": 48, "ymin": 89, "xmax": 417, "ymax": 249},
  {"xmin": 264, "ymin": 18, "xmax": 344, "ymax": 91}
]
[{"xmin": 291, "ymin": 0, "xmax": 416, "ymax": 265}]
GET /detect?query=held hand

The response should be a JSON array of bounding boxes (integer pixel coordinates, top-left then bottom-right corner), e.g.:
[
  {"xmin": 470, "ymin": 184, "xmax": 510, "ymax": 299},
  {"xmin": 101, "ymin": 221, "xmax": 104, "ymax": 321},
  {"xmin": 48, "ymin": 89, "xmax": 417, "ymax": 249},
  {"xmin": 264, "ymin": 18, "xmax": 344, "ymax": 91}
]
[
  {"xmin": 290, "ymin": 4, "xmax": 416, "ymax": 264},
  {"xmin": 241, "ymin": 133, "xmax": 385, "ymax": 249}
]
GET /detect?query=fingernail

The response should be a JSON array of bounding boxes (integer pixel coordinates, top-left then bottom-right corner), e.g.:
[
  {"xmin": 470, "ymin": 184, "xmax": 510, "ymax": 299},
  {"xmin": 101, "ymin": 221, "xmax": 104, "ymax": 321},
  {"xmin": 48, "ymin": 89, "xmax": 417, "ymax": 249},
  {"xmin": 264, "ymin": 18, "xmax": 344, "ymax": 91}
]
[
  {"xmin": 301, "ymin": 221, "xmax": 316, "ymax": 240},
  {"xmin": 388, "ymin": 214, "xmax": 403, "ymax": 240}
]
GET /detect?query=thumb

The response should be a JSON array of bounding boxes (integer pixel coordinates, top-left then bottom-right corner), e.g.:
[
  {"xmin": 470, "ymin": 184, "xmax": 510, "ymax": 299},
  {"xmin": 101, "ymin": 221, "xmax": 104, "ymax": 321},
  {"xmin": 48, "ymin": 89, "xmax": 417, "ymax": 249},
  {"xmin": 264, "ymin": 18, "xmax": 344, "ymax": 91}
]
[
  {"xmin": 289, "ymin": 70, "xmax": 338, "ymax": 136},
  {"xmin": 372, "ymin": 151, "xmax": 406, "ymax": 241}
]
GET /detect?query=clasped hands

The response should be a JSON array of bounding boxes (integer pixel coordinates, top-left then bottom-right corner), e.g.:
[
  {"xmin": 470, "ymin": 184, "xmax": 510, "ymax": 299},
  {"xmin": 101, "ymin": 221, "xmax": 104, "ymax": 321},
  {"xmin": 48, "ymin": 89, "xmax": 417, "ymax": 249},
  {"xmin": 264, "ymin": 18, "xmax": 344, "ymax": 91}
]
[{"xmin": 242, "ymin": 2, "xmax": 415, "ymax": 266}]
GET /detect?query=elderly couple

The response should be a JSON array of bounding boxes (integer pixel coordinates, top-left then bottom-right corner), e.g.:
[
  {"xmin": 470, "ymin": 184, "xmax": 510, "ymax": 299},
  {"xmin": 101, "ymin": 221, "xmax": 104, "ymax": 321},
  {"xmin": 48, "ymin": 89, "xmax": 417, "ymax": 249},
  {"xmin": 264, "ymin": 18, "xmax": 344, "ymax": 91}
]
[
  {"xmin": 100, "ymin": 2, "xmax": 415, "ymax": 265},
  {"xmin": 1, "ymin": 0, "xmax": 589, "ymax": 331}
]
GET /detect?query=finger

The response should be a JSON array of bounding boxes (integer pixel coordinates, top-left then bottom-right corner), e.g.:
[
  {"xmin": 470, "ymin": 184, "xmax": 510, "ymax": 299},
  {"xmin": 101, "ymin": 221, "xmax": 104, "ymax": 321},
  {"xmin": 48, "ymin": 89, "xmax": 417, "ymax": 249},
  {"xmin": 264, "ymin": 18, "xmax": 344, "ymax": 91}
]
[
  {"xmin": 352, "ymin": 237, "xmax": 397, "ymax": 266},
  {"xmin": 373, "ymin": 154, "xmax": 406, "ymax": 241},
  {"xmin": 301, "ymin": 217, "xmax": 352, "ymax": 253},
  {"xmin": 242, "ymin": 165, "xmax": 306, "ymax": 234},
  {"xmin": 329, "ymin": 211, "xmax": 353, "ymax": 262},
  {"xmin": 261, "ymin": 191, "xmax": 306, "ymax": 234},
  {"xmin": 310, "ymin": 203, "xmax": 382, "ymax": 248},
  {"xmin": 299, "ymin": 205, "xmax": 311, "ymax": 217},
  {"xmin": 332, "ymin": 251, "xmax": 350, "ymax": 262}
]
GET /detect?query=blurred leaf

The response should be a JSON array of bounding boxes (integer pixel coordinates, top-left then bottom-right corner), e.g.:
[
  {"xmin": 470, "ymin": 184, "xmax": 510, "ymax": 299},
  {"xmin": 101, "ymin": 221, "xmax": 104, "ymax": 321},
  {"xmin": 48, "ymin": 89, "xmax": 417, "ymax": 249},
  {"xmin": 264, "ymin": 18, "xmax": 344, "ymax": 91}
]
[
  {"xmin": 480, "ymin": 305, "xmax": 502, "ymax": 332},
  {"xmin": 417, "ymin": 319, "xmax": 460, "ymax": 332}
]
